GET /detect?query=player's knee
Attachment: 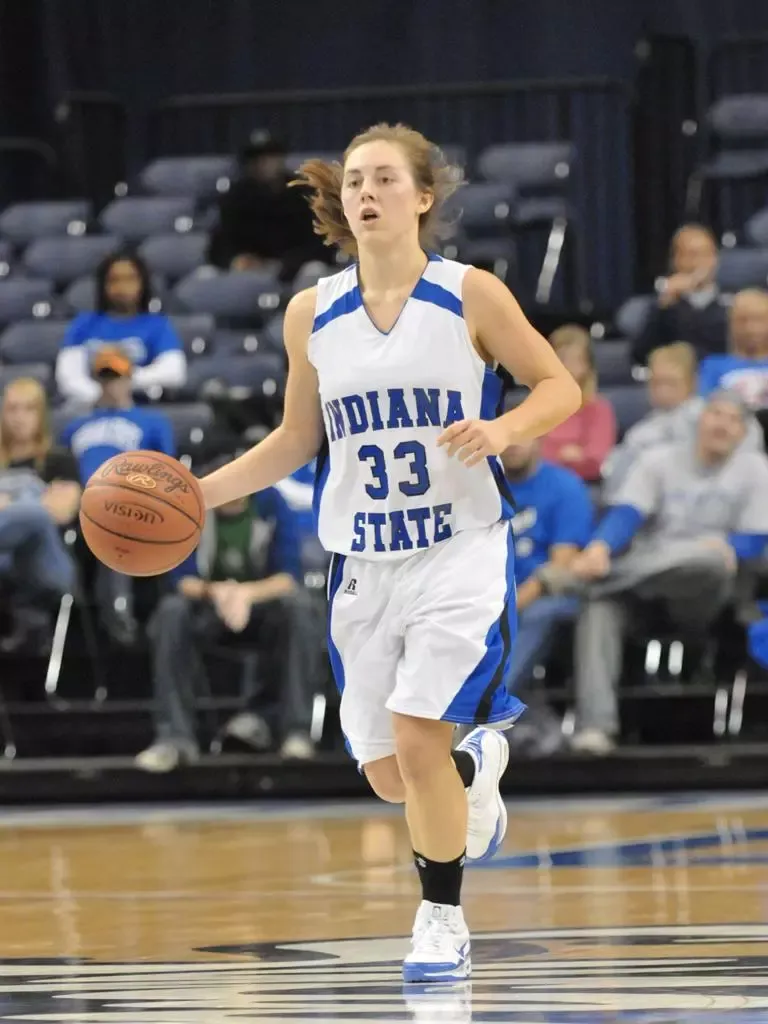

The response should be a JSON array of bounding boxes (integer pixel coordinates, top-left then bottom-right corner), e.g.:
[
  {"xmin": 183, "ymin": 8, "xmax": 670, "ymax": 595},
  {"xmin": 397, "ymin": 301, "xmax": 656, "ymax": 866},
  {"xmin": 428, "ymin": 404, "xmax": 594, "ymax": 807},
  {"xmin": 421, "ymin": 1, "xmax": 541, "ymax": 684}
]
[
  {"xmin": 394, "ymin": 717, "xmax": 451, "ymax": 787},
  {"xmin": 363, "ymin": 756, "xmax": 405, "ymax": 803}
]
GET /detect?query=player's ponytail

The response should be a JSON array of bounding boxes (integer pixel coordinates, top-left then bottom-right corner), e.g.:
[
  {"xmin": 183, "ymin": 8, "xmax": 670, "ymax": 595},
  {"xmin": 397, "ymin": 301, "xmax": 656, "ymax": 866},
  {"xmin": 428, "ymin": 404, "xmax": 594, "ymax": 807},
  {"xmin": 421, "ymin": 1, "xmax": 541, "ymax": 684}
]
[{"xmin": 290, "ymin": 123, "xmax": 464, "ymax": 259}]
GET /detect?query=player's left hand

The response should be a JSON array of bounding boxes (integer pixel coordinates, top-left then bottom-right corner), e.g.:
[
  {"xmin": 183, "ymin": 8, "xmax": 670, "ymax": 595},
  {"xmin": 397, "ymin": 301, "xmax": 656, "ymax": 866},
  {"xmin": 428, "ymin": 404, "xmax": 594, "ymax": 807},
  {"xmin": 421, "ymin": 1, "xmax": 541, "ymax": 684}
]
[{"xmin": 437, "ymin": 419, "xmax": 510, "ymax": 467}]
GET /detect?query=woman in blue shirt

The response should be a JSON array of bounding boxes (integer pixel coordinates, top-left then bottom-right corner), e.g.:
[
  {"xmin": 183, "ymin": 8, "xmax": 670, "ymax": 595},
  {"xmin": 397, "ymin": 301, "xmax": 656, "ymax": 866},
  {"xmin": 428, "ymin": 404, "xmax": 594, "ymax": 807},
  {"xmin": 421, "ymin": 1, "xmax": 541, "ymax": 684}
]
[{"xmin": 55, "ymin": 251, "xmax": 187, "ymax": 405}]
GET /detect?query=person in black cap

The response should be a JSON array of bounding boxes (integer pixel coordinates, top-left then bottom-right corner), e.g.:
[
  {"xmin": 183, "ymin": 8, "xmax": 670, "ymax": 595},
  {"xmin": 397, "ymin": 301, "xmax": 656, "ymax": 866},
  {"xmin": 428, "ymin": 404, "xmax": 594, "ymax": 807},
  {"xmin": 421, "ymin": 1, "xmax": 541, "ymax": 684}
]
[{"xmin": 208, "ymin": 132, "xmax": 329, "ymax": 281}]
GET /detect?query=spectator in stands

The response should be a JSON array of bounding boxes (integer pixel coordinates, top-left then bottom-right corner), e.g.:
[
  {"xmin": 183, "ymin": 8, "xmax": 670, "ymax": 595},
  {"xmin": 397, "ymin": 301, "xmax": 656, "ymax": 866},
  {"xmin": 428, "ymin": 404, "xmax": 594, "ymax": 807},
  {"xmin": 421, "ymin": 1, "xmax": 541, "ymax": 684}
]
[
  {"xmin": 632, "ymin": 224, "xmax": 727, "ymax": 364},
  {"xmin": 55, "ymin": 251, "xmax": 187, "ymax": 407},
  {"xmin": 603, "ymin": 341, "xmax": 763, "ymax": 496},
  {"xmin": 208, "ymin": 133, "xmax": 329, "ymax": 282},
  {"xmin": 0, "ymin": 378, "xmax": 79, "ymax": 651},
  {"xmin": 698, "ymin": 288, "xmax": 768, "ymax": 412},
  {"xmin": 135, "ymin": 454, "xmax": 318, "ymax": 772},
  {"xmin": 541, "ymin": 325, "xmax": 617, "ymax": 482},
  {"xmin": 541, "ymin": 390, "xmax": 768, "ymax": 755},
  {"xmin": 502, "ymin": 437, "xmax": 593, "ymax": 756},
  {"xmin": 60, "ymin": 347, "xmax": 175, "ymax": 644}
]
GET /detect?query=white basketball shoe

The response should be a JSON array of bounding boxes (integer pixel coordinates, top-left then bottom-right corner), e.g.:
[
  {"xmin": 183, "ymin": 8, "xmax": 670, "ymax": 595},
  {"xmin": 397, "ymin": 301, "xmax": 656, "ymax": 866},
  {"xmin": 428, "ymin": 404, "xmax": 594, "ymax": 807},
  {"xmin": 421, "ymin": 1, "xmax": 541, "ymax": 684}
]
[
  {"xmin": 403, "ymin": 902, "xmax": 471, "ymax": 983},
  {"xmin": 457, "ymin": 727, "xmax": 509, "ymax": 862}
]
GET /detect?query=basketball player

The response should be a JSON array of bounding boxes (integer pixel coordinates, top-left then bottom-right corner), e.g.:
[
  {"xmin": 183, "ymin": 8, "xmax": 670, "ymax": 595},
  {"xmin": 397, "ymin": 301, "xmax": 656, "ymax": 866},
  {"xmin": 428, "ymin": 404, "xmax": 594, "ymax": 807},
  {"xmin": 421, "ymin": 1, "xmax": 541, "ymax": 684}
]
[{"xmin": 199, "ymin": 123, "xmax": 581, "ymax": 982}]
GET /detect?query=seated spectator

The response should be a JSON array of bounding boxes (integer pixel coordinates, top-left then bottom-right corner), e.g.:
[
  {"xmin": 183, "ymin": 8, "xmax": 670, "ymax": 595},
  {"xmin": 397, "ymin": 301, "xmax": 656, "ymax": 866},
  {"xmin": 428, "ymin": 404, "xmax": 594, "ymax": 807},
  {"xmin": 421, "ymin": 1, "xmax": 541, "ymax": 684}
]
[
  {"xmin": 632, "ymin": 223, "xmax": 727, "ymax": 364},
  {"xmin": 208, "ymin": 133, "xmax": 329, "ymax": 283},
  {"xmin": 0, "ymin": 378, "xmax": 79, "ymax": 651},
  {"xmin": 55, "ymin": 251, "xmax": 187, "ymax": 407},
  {"xmin": 135, "ymin": 456, "xmax": 318, "ymax": 772},
  {"xmin": 541, "ymin": 325, "xmax": 617, "ymax": 482},
  {"xmin": 603, "ymin": 341, "xmax": 763, "ymax": 496},
  {"xmin": 502, "ymin": 438, "xmax": 593, "ymax": 756},
  {"xmin": 698, "ymin": 289, "xmax": 768, "ymax": 412},
  {"xmin": 541, "ymin": 391, "xmax": 768, "ymax": 755},
  {"xmin": 60, "ymin": 347, "xmax": 175, "ymax": 644}
]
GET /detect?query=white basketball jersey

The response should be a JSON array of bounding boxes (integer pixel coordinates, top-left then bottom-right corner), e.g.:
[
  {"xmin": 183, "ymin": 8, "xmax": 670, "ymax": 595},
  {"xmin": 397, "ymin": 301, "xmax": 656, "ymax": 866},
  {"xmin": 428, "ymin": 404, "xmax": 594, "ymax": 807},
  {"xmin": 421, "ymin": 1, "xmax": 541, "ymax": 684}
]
[{"xmin": 308, "ymin": 254, "xmax": 514, "ymax": 561}]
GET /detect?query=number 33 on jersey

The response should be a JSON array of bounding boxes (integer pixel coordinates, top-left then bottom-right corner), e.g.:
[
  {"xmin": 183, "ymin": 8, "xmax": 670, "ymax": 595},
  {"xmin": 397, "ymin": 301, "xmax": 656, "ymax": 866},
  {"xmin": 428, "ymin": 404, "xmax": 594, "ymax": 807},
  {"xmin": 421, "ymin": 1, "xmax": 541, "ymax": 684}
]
[{"xmin": 308, "ymin": 254, "xmax": 514, "ymax": 559}]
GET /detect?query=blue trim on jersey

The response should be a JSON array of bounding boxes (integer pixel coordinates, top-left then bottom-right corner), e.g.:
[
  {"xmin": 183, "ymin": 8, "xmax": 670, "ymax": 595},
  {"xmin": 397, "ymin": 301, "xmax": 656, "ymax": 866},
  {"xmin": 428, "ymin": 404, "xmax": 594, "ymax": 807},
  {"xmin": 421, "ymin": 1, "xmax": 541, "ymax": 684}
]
[
  {"xmin": 327, "ymin": 553, "xmax": 355, "ymax": 760},
  {"xmin": 441, "ymin": 525, "xmax": 525, "ymax": 725},
  {"xmin": 312, "ymin": 439, "xmax": 330, "ymax": 533},
  {"xmin": 427, "ymin": 251, "xmax": 443, "ymax": 262},
  {"xmin": 480, "ymin": 366, "xmax": 515, "ymax": 520},
  {"xmin": 312, "ymin": 284, "xmax": 363, "ymax": 333},
  {"xmin": 411, "ymin": 277, "xmax": 463, "ymax": 318}
]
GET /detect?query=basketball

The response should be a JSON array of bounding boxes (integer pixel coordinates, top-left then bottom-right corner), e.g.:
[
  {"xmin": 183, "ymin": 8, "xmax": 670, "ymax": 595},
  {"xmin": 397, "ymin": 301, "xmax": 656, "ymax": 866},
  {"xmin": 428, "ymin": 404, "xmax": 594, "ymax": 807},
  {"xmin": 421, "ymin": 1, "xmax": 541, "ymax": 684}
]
[{"xmin": 79, "ymin": 450, "xmax": 205, "ymax": 576}]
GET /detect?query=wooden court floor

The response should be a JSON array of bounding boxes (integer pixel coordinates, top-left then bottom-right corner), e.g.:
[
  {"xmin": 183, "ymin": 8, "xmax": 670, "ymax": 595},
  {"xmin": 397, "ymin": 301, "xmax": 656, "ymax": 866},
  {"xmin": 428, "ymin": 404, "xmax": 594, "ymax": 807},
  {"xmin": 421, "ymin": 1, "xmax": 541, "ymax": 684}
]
[{"xmin": 0, "ymin": 793, "xmax": 767, "ymax": 1021}]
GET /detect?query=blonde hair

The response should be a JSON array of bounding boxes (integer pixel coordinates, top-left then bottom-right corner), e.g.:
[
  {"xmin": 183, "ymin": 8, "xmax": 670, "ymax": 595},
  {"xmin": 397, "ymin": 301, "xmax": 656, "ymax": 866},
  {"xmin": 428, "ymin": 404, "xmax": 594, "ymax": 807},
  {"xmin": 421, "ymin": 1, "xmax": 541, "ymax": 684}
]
[
  {"xmin": 290, "ymin": 122, "xmax": 464, "ymax": 258},
  {"xmin": 549, "ymin": 323, "xmax": 596, "ymax": 400},
  {"xmin": 0, "ymin": 377, "xmax": 51, "ymax": 469},
  {"xmin": 648, "ymin": 341, "xmax": 698, "ymax": 382}
]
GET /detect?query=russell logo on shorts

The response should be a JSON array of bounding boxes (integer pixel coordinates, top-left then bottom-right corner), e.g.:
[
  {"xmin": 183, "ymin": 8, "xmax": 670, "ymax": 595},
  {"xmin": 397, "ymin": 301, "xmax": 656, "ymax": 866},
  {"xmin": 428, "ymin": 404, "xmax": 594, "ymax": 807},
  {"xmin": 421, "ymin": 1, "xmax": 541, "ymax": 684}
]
[{"xmin": 344, "ymin": 578, "xmax": 358, "ymax": 596}]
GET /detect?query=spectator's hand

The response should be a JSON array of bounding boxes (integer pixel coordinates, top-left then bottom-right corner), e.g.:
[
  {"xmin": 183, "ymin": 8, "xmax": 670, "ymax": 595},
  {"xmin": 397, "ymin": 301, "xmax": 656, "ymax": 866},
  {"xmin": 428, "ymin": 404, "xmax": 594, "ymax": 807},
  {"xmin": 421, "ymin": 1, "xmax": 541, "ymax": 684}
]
[
  {"xmin": 437, "ymin": 419, "xmax": 511, "ymax": 467},
  {"xmin": 178, "ymin": 576, "xmax": 206, "ymax": 600},
  {"xmin": 559, "ymin": 444, "xmax": 584, "ymax": 463},
  {"xmin": 699, "ymin": 536, "xmax": 738, "ymax": 574},
  {"xmin": 217, "ymin": 583, "xmax": 252, "ymax": 633},
  {"xmin": 572, "ymin": 541, "xmax": 611, "ymax": 580},
  {"xmin": 41, "ymin": 481, "xmax": 81, "ymax": 525},
  {"xmin": 658, "ymin": 267, "xmax": 711, "ymax": 308}
]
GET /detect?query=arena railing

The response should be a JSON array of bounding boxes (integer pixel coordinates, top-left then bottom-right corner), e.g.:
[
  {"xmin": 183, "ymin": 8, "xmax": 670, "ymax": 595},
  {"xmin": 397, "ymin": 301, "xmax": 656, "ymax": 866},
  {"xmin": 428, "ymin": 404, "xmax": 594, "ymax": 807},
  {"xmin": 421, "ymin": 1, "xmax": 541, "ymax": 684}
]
[
  {"xmin": 709, "ymin": 33, "xmax": 768, "ymax": 103},
  {"xmin": 54, "ymin": 91, "xmax": 127, "ymax": 208}
]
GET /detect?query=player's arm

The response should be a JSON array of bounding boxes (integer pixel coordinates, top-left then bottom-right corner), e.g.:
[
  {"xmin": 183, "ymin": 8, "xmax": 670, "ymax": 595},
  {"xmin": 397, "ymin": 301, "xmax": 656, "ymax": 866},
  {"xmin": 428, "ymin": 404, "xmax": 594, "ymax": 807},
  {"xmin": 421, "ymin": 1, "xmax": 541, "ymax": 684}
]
[
  {"xmin": 439, "ymin": 270, "xmax": 582, "ymax": 466},
  {"xmin": 198, "ymin": 288, "xmax": 325, "ymax": 511}
]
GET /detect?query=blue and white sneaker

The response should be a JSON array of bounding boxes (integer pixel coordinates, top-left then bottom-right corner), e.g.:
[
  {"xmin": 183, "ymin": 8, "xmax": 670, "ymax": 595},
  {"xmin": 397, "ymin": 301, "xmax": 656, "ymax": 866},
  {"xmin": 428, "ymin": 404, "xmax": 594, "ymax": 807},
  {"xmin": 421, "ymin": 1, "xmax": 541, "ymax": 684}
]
[
  {"xmin": 403, "ymin": 902, "xmax": 471, "ymax": 983},
  {"xmin": 457, "ymin": 727, "xmax": 509, "ymax": 862}
]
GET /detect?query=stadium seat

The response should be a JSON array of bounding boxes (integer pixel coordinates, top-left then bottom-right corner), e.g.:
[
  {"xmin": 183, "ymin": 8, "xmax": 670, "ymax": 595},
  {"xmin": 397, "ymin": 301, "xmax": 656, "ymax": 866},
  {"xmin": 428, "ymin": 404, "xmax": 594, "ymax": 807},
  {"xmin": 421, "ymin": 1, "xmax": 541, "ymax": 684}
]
[
  {"xmin": 594, "ymin": 339, "xmax": 634, "ymax": 386},
  {"xmin": 169, "ymin": 313, "xmax": 215, "ymax": 358},
  {"xmin": 139, "ymin": 232, "xmax": 209, "ymax": 282},
  {"xmin": 477, "ymin": 142, "xmax": 575, "ymax": 191},
  {"xmin": 687, "ymin": 95, "xmax": 768, "ymax": 216},
  {"xmin": 744, "ymin": 205, "xmax": 768, "ymax": 247},
  {"xmin": 603, "ymin": 385, "xmax": 651, "ymax": 436},
  {"xmin": 0, "ymin": 200, "xmax": 91, "ymax": 246},
  {"xmin": 291, "ymin": 260, "xmax": 335, "ymax": 294},
  {"xmin": 0, "ymin": 240, "xmax": 12, "ymax": 274},
  {"xmin": 261, "ymin": 313, "xmax": 285, "ymax": 353},
  {"xmin": 0, "ymin": 278, "xmax": 53, "ymax": 326},
  {"xmin": 184, "ymin": 352, "xmax": 286, "ymax": 399},
  {"xmin": 100, "ymin": 197, "xmax": 195, "ymax": 244},
  {"xmin": 0, "ymin": 362, "xmax": 52, "ymax": 392},
  {"xmin": 139, "ymin": 155, "xmax": 236, "ymax": 199},
  {"xmin": 23, "ymin": 236, "xmax": 120, "ymax": 286},
  {"xmin": 716, "ymin": 246, "xmax": 768, "ymax": 292},
  {"xmin": 446, "ymin": 182, "xmax": 517, "ymax": 279},
  {"xmin": 503, "ymin": 387, "xmax": 528, "ymax": 411},
  {"xmin": 0, "ymin": 319, "xmax": 67, "ymax": 364},
  {"xmin": 161, "ymin": 401, "xmax": 214, "ymax": 445},
  {"xmin": 173, "ymin": 268, "xmax": 283, "ymax": 322},
  {"xmin": 614, "ymin": 294, "xmax": 655, "ymax": 341},
  {"xmin": 213, "ymin": 328, "xmax": 263, "ymax": 356}
]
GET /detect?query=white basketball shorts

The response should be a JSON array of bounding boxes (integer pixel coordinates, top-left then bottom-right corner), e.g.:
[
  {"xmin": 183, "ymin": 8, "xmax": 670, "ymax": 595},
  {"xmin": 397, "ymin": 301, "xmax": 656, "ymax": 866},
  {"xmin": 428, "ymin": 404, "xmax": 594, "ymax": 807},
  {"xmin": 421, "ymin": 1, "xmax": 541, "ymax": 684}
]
[{"xmin": 326, "ymin": 520, "xmax": 525, "ymax": 766}]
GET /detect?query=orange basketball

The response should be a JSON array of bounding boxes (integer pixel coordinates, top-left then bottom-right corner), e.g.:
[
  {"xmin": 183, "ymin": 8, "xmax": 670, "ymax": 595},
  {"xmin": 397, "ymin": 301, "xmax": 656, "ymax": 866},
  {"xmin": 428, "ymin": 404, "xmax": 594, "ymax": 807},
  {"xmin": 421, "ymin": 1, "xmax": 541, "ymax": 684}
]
[{"xmin": 79, "ymin": 450, "xmax": 205, "ymax": 576}]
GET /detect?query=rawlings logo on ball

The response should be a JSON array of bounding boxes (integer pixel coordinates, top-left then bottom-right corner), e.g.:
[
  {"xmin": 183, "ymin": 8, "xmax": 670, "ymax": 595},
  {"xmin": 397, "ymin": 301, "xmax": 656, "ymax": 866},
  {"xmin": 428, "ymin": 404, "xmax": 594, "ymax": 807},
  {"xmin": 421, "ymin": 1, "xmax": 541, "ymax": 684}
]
[{"xmin": 126, "ymin": 474, "xmax": 157, "ymax": 489}]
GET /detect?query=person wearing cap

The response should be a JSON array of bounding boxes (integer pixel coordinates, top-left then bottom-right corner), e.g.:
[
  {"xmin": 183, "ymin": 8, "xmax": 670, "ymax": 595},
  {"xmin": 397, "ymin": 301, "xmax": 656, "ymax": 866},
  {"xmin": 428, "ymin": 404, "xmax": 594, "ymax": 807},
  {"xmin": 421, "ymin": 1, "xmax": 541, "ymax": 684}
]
[
  {"xmin": 207, "ymin": 132, "xmax": 329, "ymax": 281},
  {"xmin": 135, "ymin": 449, "xmax": 318, "ymax": 772},
  {"xmin": 60, "ymin": 346, "xmax": 175, "ymax": 643},
  {"xmin": 539, "ymin": 390, "xmax": 768, "ymax": 755}
]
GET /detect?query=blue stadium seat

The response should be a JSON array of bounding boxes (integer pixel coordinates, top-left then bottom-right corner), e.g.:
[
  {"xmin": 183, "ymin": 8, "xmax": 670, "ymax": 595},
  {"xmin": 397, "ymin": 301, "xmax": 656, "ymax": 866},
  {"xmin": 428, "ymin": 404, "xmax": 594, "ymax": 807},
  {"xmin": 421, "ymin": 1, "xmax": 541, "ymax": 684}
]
[
  {"xmin": 716, "ymin": 246, "xmax": 768, "ymax": 292},
  {"xmin": 23, "ymin": 236, "xmax": 120, "ymax": 286},
  {"xmin": 477, "ymin": 142, "xmax": 575, "ymax": 191},
  {"xmin": 213, "ymin": 329, "xmax": 263, "ymax": 356},
  {"xmin": 0, "ymin": 278, "xmax": 53, "ymax": 326},
  {"xmin": 594, "ymin": 339, "xmax": 634, "ymax": 386},
  {"xmin": 161, "ymin": 401, "xmax": 214, "ymax": 445},
  {"xmin": 140, "ymin": 156, "xmax": 236, "ymax": 199},
  {"xmin": 184, "ymin": 352, "xmax": 286, "ymax": 399},
  {"xmin": 261, "ymin": 313, "xmax": 285, "ymax": 353},
  {"xmin": 291, "ymin": 260, "xmax": 335, "ymax": 294},
  {"xmin": 0, "ymin": 319, "xmax": 67, "ymax": 364},
  {"xmin": 0, "ymin": 240, "xmax": 12, "ymax": 274},
  {"xmin": 603, "ymin": 385, "xmax": 651, "ymax": 437},
  {"xmin": 169, "ymin": 313, "xmax": 215, "ymax": 358},
  {"xmin": 615, "ymin": 294, "xmax": 655, "ymax": 341},
  {"xmin": 0, "ymin": 362, "xmax": 52, "ymax": 392},
  {"xmin": 445, "ymin": 182, "xmax": 517, "ymax": 279},
  {"xmin": 100, "ymin": 197, "xmax": 195, "ymax": 244},
  {"xmin": 744, "ymin": 205, "xmax": 768, "ymax": 247},
  {"xmin": 139, "ymin": 232, "xmax": 209, "ymax": 282},
  {"xmin": 0, "ymin": 200, "xmax": 91, "ymax": 246},
  {"xmin": 173, "ymin": 269, "xmax": 283, "ymax": 322}
]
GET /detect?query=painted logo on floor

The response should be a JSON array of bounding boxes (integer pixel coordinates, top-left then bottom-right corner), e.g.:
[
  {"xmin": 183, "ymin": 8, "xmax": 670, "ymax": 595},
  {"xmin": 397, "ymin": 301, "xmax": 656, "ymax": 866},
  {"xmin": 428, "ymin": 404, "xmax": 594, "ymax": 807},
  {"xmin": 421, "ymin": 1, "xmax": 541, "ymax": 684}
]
[{"xmin": 2, "ymin": 924, "xmax": 768, "ymax": 1021}]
